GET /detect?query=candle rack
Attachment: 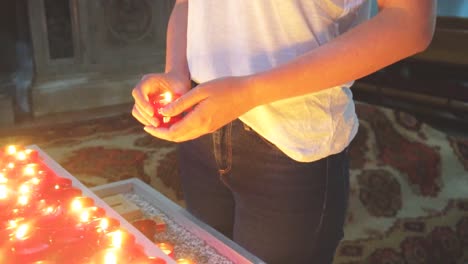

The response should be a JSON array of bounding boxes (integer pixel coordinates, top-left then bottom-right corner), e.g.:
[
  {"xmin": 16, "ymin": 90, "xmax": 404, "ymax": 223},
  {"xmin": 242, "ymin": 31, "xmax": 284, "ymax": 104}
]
[
  {"xmin": 91, "ymin": 179, "xmax": 266, "ymax": 264},
  {"xmin": 0, "ymin": 145, "xmax": 175, "ymax": 264}
]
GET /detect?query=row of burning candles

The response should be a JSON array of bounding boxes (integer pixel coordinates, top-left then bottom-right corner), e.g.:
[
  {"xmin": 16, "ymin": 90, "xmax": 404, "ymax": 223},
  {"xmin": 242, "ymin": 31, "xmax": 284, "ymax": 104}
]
[{"xmin": 0, "ymin": 145, "xmax": 193, "ymax": 264}]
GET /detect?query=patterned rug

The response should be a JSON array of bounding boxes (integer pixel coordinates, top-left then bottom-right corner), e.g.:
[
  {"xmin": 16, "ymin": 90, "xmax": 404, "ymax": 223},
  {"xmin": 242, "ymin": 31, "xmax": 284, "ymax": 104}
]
[{"xmin": 0, "ymin": 102, "xmax": 467, "ymax": 264}]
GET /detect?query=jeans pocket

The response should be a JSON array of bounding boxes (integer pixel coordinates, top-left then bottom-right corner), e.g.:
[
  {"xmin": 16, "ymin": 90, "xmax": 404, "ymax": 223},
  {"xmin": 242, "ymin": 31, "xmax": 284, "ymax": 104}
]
[{"xmin": 241, "ymin": 122, "xmax": 279, "ymax": 152}]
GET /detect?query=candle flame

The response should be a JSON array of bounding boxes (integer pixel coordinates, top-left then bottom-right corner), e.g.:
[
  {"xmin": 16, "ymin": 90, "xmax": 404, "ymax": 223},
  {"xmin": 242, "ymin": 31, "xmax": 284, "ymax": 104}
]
[
  {"xmin": 8, "ymin": 220, "xmax": 18, "ymax": 228},
  {"xmin": 7, "ymin": 145, "xmax": 17, "ymax": 155},
  {"xmin": 176, "ymin": 259, "xmax": 195, "ymax": 264},
  {"xmin": 15, "ymin": 224, "xmax": 29, "ymax": 240},
  {"xmin": 163, "ymin": 91, "xmax": 172, "ymax": 103},
  {"xmin": 19, "ymin": 184, "xmax": 30, "ymax": 194},
  {"xmin": 156, "ymin": 242, "xmax": 173, "ymax": 256},
  {"xmin": 23, "ymin": 167, "xmax": 34, "ymax": 176},
  {"xmin": 7, "ymin": 163, "xmax": 15, "ymax": 169},
  {"xmin": 71, "ymin": 199, "xmax": 83, "ymax": 212},
  {"xmin": 0, "ymin": 185, "xmax": 8, "ymax": 199},
  {"xmin": 0, "ymin": 172, "xmax": 7, "ymax": 184},
  {"xmin": 104, "ymin": 251, "xmax": 118, "ymax": 264},
  {"xmin": 25, "ymin": 149, "xmax": 34, "ymax": 156},
  {"xmin": 31, "ymin": 177, "xmax": 40, "ymax": 185},
  {"xmin": 110, "ymin": 230, "xmax": 123, "ymax": 248},
  {"xmin": 80, "ymin": 211, "xmax": 90, "ymax": 222},
  {"xmin": 99, "ymin": 218, "xmax": 109, "ymax": 232},
  {"xmin": 16, "ymin": 151, "xmax": 27, "ymax": 161},
  {"xmin": 45, "ymin": 206, "xmax": 54, "ymax": 214},
  {"xmin": 18, "ymin": 195, "xmax": 29, "ymax": 205}
]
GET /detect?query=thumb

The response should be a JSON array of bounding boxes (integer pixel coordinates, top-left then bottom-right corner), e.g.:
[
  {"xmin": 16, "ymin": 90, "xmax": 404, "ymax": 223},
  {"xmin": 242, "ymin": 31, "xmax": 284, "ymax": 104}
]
[{"xmin": 160, "ymin": 88, "xmax": 206, "ymax": 117}]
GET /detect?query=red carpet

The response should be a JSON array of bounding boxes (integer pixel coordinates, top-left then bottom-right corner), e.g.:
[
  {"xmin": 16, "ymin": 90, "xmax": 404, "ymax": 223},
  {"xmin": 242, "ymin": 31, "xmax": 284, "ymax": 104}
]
[{"xmin": 1, "ymin": 102, "xmax": 467, "ymax": 263}]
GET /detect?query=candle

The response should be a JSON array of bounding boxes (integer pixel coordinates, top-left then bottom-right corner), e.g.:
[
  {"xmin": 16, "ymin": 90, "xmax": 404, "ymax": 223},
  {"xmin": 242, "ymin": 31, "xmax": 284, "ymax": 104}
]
[
  {"xmin": 99, "ymin": 229, "xmax": 136, "ymax": 249},
  {"xmin": 176, "ymin": 258, "xmax": 195, "ymax": 264},
  {"xmin": 0, "ymin": 219, "xmax": 20, "ymax": 246},
  {"xmin": 132, "ymin": 218, "xmax": 159, "ymax": 241},
  {"xmin": 6, "ymin": 145, "xmax": 17, "ymax": 154},
  {"xmin": 15, "ymin": 151, "xmax": 29, "ymax": 164},
  {"xmin": 77, "ymin": 206, "xmax": 106, "ymax": 223},
  {"xmin": 45, "ymin": 187, "xmax": 82, "ymax": 202},
  {"xmin": 70, "ymin": 196, "xmax": 95, "ymax": 213},
  {"xmin": 49, "ymin": 220, "xmax": 102, "ymax": 264},
  {"xmin": 0, "ymin": 172, "xmax": 8, "ymax": 183},
  {"xmin": 135, "ymin": 256, "xmax": 167, "ymax": 264},
  {"xmin": 155, "ymin": 242, "xmax": 175, "ymax": 259},
  {"xmin": 93, "ymin": 230, "xmax": 146, "ymax": 263},
  {"xmin": 9, "ymin": 223, "xmax": 52, "ymax": 263},
  {"xmin": 90, "ymin": 248, "xmax": 132, "ymax": 264},
  {"xmin": 148, "ymin": 91, "xmax": 183, "ymax": 128},
  {"xmin": 22, "ymin": 163, "xmax": 40, "ymax": 178},
  {"xmin": 95, "ymin": 217, "xmax": 120, "ymax": 233},
  {"xmin": 34, "ymin": 199, "xmax": 69, "ymax": 227},
  {"xmin": 24, "ymin": 148, "xmax": 39, "ymax": 161},
  {"xmin": 0, "ymin": 184, "xmax": 15, "ymax": 214}
]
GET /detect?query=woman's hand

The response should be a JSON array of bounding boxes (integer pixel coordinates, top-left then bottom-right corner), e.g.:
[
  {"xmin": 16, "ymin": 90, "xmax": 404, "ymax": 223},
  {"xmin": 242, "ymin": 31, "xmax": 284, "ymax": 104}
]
[
  {"xmin": 143, "ymin": 75, "xmax": 256, "ymax": 142},
  {"xmin": 131, "ymin": 71, "xmax": 191, "ymax": 128}
]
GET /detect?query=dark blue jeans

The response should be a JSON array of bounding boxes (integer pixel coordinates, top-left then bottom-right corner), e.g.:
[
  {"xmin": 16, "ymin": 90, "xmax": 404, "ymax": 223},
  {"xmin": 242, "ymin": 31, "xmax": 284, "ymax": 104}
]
[{"xmin": 178, "ymin": 119, "xmax": 350, "ymax": 264}]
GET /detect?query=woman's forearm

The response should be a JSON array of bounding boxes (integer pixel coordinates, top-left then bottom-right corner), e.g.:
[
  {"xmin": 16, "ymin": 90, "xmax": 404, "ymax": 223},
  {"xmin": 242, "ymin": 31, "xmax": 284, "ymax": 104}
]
[
  {"xmin": 247, "ymin": 0, "xmax": 436, "ymax": 106},
  {"xmin": 165, "ymin": 0, "xmax": 190, "ymax": 79}
]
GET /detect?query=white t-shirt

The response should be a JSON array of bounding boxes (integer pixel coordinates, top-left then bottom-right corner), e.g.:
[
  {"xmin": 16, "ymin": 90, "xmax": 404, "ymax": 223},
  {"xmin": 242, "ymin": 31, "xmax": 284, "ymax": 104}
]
[{"xmin": 187, "ymin": 0, "xmax": 371, "ymax": 162}]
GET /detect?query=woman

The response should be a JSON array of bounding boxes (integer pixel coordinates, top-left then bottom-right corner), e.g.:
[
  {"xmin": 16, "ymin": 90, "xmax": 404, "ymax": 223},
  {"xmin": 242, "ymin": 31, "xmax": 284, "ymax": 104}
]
[{"xmin": 132, "ymin": 1, "xmax": 436, "ymax": 263}]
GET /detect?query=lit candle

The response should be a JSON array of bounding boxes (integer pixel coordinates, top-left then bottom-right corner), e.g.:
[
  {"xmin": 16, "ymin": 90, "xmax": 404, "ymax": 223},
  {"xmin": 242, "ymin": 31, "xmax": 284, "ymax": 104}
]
[
  {"xmin": 6, "ymin": 145, "xmax": 17, "ymax": 156},
  {"xmin": 50, "ymin": 225, "xmax": 98, "ymax": 264},
  {"xmin": 34, "ymin": 199, "xmax": 68, "ymax": 227},
  {"xmin": 6, "ymin": 162, "xmax": 16, "ymax": 171},
  {"xmin": 22, "ymin": 163, "xmax": 40, "ymax": 177},
  {"xmin": 176, "ymin": 258, "xmax": 195, "ymax": 264},
  {"xmin": 99, "ymin": 229, "xmax": 136, "ymax": 250},
  {"xmin": 155, "ymin": 242, "xmax": 175, "ymax": 259},
  {"xmin": 90, "ymin": 248, "xmax": 133, "ymax": 264},
  {"xmin": 77, "ymin": 206, "xmax": 106, "ymax": 223},
  {"xmin": 135, "ymin": 256, "xmax": 167, "ymax": 264},
  {"xmin": 94, "ymin": 229, "xmax": 146, "ymax": 263},
  {"xmin": 9, "ymin": 223, "xmax": 52, "ymax": 263},
  {"xmin": 15, "ymin": 151, "xmax": 28, "ymax": 164},
  {"xmin": 50, "ymin": 177, "xmax": 73, "ymax": 191},
  {"xmin": 45, "ymin": 187, "xmax": 82, "ymax": 202},
  {"xmin": 0, "ymin": 219, "xmax": 20, "ymax": 244},
  {"xmin": 148, "ymin": 91, "xmax": 183, "ymax": 128},
  {"xmin": 70, "ymin": 196, "xmax": 95, "ymax": 213},
  {"xmin": 109, "ymin": 230, "xmax": 130, "ymax": 248},
  {"xmin": 24, "ymin": 148, "xmax": 39, "ymax": 161},
  {"xmin": 0, "ymin": 184, "xmax": 14, "ymax": 212},
  {"xmin": 0, "ymin": 172, "xmax": 8, "ymax": 184},
  {"xmin": 95, "ymin": 217, "xmax": 120, "ymax": 233}
]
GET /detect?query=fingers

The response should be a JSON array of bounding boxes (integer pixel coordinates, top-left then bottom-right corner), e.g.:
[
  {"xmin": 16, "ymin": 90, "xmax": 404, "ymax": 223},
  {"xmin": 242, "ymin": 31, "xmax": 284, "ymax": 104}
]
[
  {"xmin": 132, "ymin": 85, "xmax": 154, "ymax": 117},
  {"xmin": 143, "ymin": 106, "xmax": 204, "ymax": 142},
  {"xmin": 143, "ymin": 125, "xmax": 200, "ymax": 142},
  {"xmin": 132, "ymin": 104, "xmax": 159, "ymax": 127},
  {"xmin": 160, "ymin": 86, "xmax": 207, "ymax": 117},
  {"xmin": 132, "ymin": 74, "xmax": 170, "ymax": 117}
]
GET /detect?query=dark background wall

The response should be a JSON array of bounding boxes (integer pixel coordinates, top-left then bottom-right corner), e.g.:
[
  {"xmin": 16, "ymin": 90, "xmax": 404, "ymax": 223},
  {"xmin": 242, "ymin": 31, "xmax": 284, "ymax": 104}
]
[{"xmin": 0, "ymin": 1, "xmax": 17, "ymax": 74}]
